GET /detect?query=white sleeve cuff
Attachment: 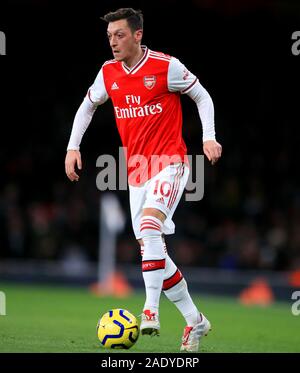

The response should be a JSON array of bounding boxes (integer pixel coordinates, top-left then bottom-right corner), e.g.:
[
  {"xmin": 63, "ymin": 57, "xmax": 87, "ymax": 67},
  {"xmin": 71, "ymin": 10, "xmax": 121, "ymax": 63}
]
[
  {"xmin": 167, "ymin": 57, "xmax": 198, "ymax": 93},
  {"xmin": 88, "ymin": 67, "xmax": 109, "ymax": 105}
]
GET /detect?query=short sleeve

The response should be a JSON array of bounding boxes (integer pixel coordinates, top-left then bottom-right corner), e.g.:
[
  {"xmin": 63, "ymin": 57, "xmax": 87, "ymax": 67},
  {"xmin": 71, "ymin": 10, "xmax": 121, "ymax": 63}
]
[
  {"xmin": 87, "ymin": 67, "xmax": 109, "ymax": 105},
  {"xmin": 167, "ymin": 57, "xmax": 198, "ymax": 94}
]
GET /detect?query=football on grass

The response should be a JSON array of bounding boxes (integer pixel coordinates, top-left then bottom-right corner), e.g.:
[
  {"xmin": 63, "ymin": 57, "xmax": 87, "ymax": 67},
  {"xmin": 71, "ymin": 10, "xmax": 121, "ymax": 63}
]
[{"xmin": 97, "ymin": 308, "xmax": 139, "ymax": 349}]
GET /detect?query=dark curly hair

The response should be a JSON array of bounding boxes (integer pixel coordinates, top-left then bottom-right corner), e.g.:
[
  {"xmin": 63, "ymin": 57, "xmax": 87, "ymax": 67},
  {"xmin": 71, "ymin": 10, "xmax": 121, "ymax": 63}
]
[{"xmin": 101, "ymin": 8, "xmax": 143, "ymax": 33}]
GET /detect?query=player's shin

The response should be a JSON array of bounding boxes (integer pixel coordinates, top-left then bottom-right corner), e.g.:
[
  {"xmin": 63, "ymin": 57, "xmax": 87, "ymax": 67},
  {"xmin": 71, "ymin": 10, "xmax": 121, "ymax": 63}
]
[
  {"xmin": 163, "ymin": 255, "xmax": 201, "ymax": 327},
  {"xmin": 140, "ymin": 216, "xmax": 166, "ymax": 315}
]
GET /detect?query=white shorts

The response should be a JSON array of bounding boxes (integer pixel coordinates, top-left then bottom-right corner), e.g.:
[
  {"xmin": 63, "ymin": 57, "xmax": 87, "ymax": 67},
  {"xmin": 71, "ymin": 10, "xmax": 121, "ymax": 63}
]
[{"xmin": 129, "ymin": 163, "xmax": 189, "ymax": 239}]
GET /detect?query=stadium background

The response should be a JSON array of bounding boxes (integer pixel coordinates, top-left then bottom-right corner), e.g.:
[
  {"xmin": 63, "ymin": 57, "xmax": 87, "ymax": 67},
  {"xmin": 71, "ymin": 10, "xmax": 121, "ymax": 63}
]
[
  {"xmin": 0, "ymin": 0, "xmax": 300, "ymax": 292},
  {"xmin": 1, "ymin": 0, "xmax": 300, "ymax": 355}
]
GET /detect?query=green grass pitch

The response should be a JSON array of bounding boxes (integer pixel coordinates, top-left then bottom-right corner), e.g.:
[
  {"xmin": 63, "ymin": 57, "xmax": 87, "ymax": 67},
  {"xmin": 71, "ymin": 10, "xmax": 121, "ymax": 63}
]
[{"xmin": 0, "ymin": 283, "xmax": 299, "ymax": 353}]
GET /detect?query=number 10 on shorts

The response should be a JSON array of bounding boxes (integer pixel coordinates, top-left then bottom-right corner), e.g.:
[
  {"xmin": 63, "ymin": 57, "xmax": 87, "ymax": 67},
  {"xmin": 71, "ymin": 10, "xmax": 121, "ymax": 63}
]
[{"xmin": 154, "ymin": 180, "xmax": 172, "ymax": 197}]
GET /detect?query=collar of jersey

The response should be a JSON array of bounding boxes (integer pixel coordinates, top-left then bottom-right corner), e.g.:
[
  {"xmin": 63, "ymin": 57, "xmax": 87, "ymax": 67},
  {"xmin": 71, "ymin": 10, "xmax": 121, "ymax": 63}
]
[{"xmin": 121, "ymin": 45, "xmax": 149, "ymax": 75}]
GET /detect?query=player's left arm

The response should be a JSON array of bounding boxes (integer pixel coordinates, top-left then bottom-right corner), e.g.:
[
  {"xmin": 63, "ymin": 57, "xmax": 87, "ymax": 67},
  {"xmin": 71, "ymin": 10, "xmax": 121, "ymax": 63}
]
[
  {"xmin": 186, "ymin": 82, "xmax": 222, "ymax": 165},
  {"xmin": 168, "ymin": 57, "xmax": 222, "ymax": 165}
]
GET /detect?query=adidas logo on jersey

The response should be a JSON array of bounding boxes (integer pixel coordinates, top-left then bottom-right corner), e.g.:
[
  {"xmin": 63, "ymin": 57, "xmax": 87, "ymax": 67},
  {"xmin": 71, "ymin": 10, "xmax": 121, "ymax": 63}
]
[
  {"xmin": 111, "ymin": 82, "xmax": 119, "ymax": 90},
  {"xmin": 156, "ymin": 197, "xmax": 165, "ymax": 205}
]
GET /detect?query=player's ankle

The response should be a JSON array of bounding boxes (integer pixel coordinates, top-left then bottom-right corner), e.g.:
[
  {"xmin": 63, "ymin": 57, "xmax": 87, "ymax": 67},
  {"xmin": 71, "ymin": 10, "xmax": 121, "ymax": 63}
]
[{"xmin": 143, "ymin": 306, "xmax": 158, "ymax": 315}]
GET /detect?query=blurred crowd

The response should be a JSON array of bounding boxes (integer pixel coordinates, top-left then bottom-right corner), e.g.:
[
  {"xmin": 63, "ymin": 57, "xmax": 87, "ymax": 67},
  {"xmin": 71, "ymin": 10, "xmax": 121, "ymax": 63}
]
[{"xmin": 1, "ymin": 126, "xmax": 300, "ymax": 271}]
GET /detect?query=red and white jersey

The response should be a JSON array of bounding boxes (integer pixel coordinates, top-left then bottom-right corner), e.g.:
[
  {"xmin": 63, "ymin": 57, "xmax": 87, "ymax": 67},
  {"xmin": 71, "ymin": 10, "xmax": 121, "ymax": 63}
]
[{"xmin": 88, "ymin": 46, "xmax": 198, "ymax": 185}]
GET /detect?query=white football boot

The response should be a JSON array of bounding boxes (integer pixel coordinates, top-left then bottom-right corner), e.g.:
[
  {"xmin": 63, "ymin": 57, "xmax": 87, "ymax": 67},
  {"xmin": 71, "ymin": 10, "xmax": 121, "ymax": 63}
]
[
  {"xmin": 180, "ymin": 313, "xmax": 211, "ymax": 352},
  {"xmin": 140, "ymin": 309, "xmax": 160, "ymax": 336}
]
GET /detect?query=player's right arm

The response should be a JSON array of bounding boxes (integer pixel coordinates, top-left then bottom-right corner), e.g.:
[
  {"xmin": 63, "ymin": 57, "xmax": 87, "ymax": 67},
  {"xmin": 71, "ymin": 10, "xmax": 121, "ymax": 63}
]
[{"xmin": 65, "ymin": 68, "xmax": 109, "ymax": 182}]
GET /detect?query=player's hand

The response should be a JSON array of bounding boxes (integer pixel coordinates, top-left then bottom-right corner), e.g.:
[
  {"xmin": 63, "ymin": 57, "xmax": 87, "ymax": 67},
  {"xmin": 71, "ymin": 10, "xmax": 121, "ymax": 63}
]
[
  {"xmin": 203, "ymin": 140, "xmax": 222, "ymax": 165},
  {"xmin": 65, "ymin": 150, "xmax": 82, "ymax": 181}
]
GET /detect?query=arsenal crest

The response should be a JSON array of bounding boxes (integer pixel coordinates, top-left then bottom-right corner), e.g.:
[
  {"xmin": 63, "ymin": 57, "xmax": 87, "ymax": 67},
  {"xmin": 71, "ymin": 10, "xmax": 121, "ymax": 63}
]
[{"xmin": 143, "ymin": 75, "xmax": 156, "ymax": 90}]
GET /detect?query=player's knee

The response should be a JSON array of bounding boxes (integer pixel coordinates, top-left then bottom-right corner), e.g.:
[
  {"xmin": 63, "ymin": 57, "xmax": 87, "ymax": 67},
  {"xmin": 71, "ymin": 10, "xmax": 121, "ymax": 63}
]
[
  {"xmin": 140, "ymin": 215, "xmax": 165, "ymax": 260},
  {"xmin": 139, "ymin": 215, "xmax": 163, "ymax": 239}
]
